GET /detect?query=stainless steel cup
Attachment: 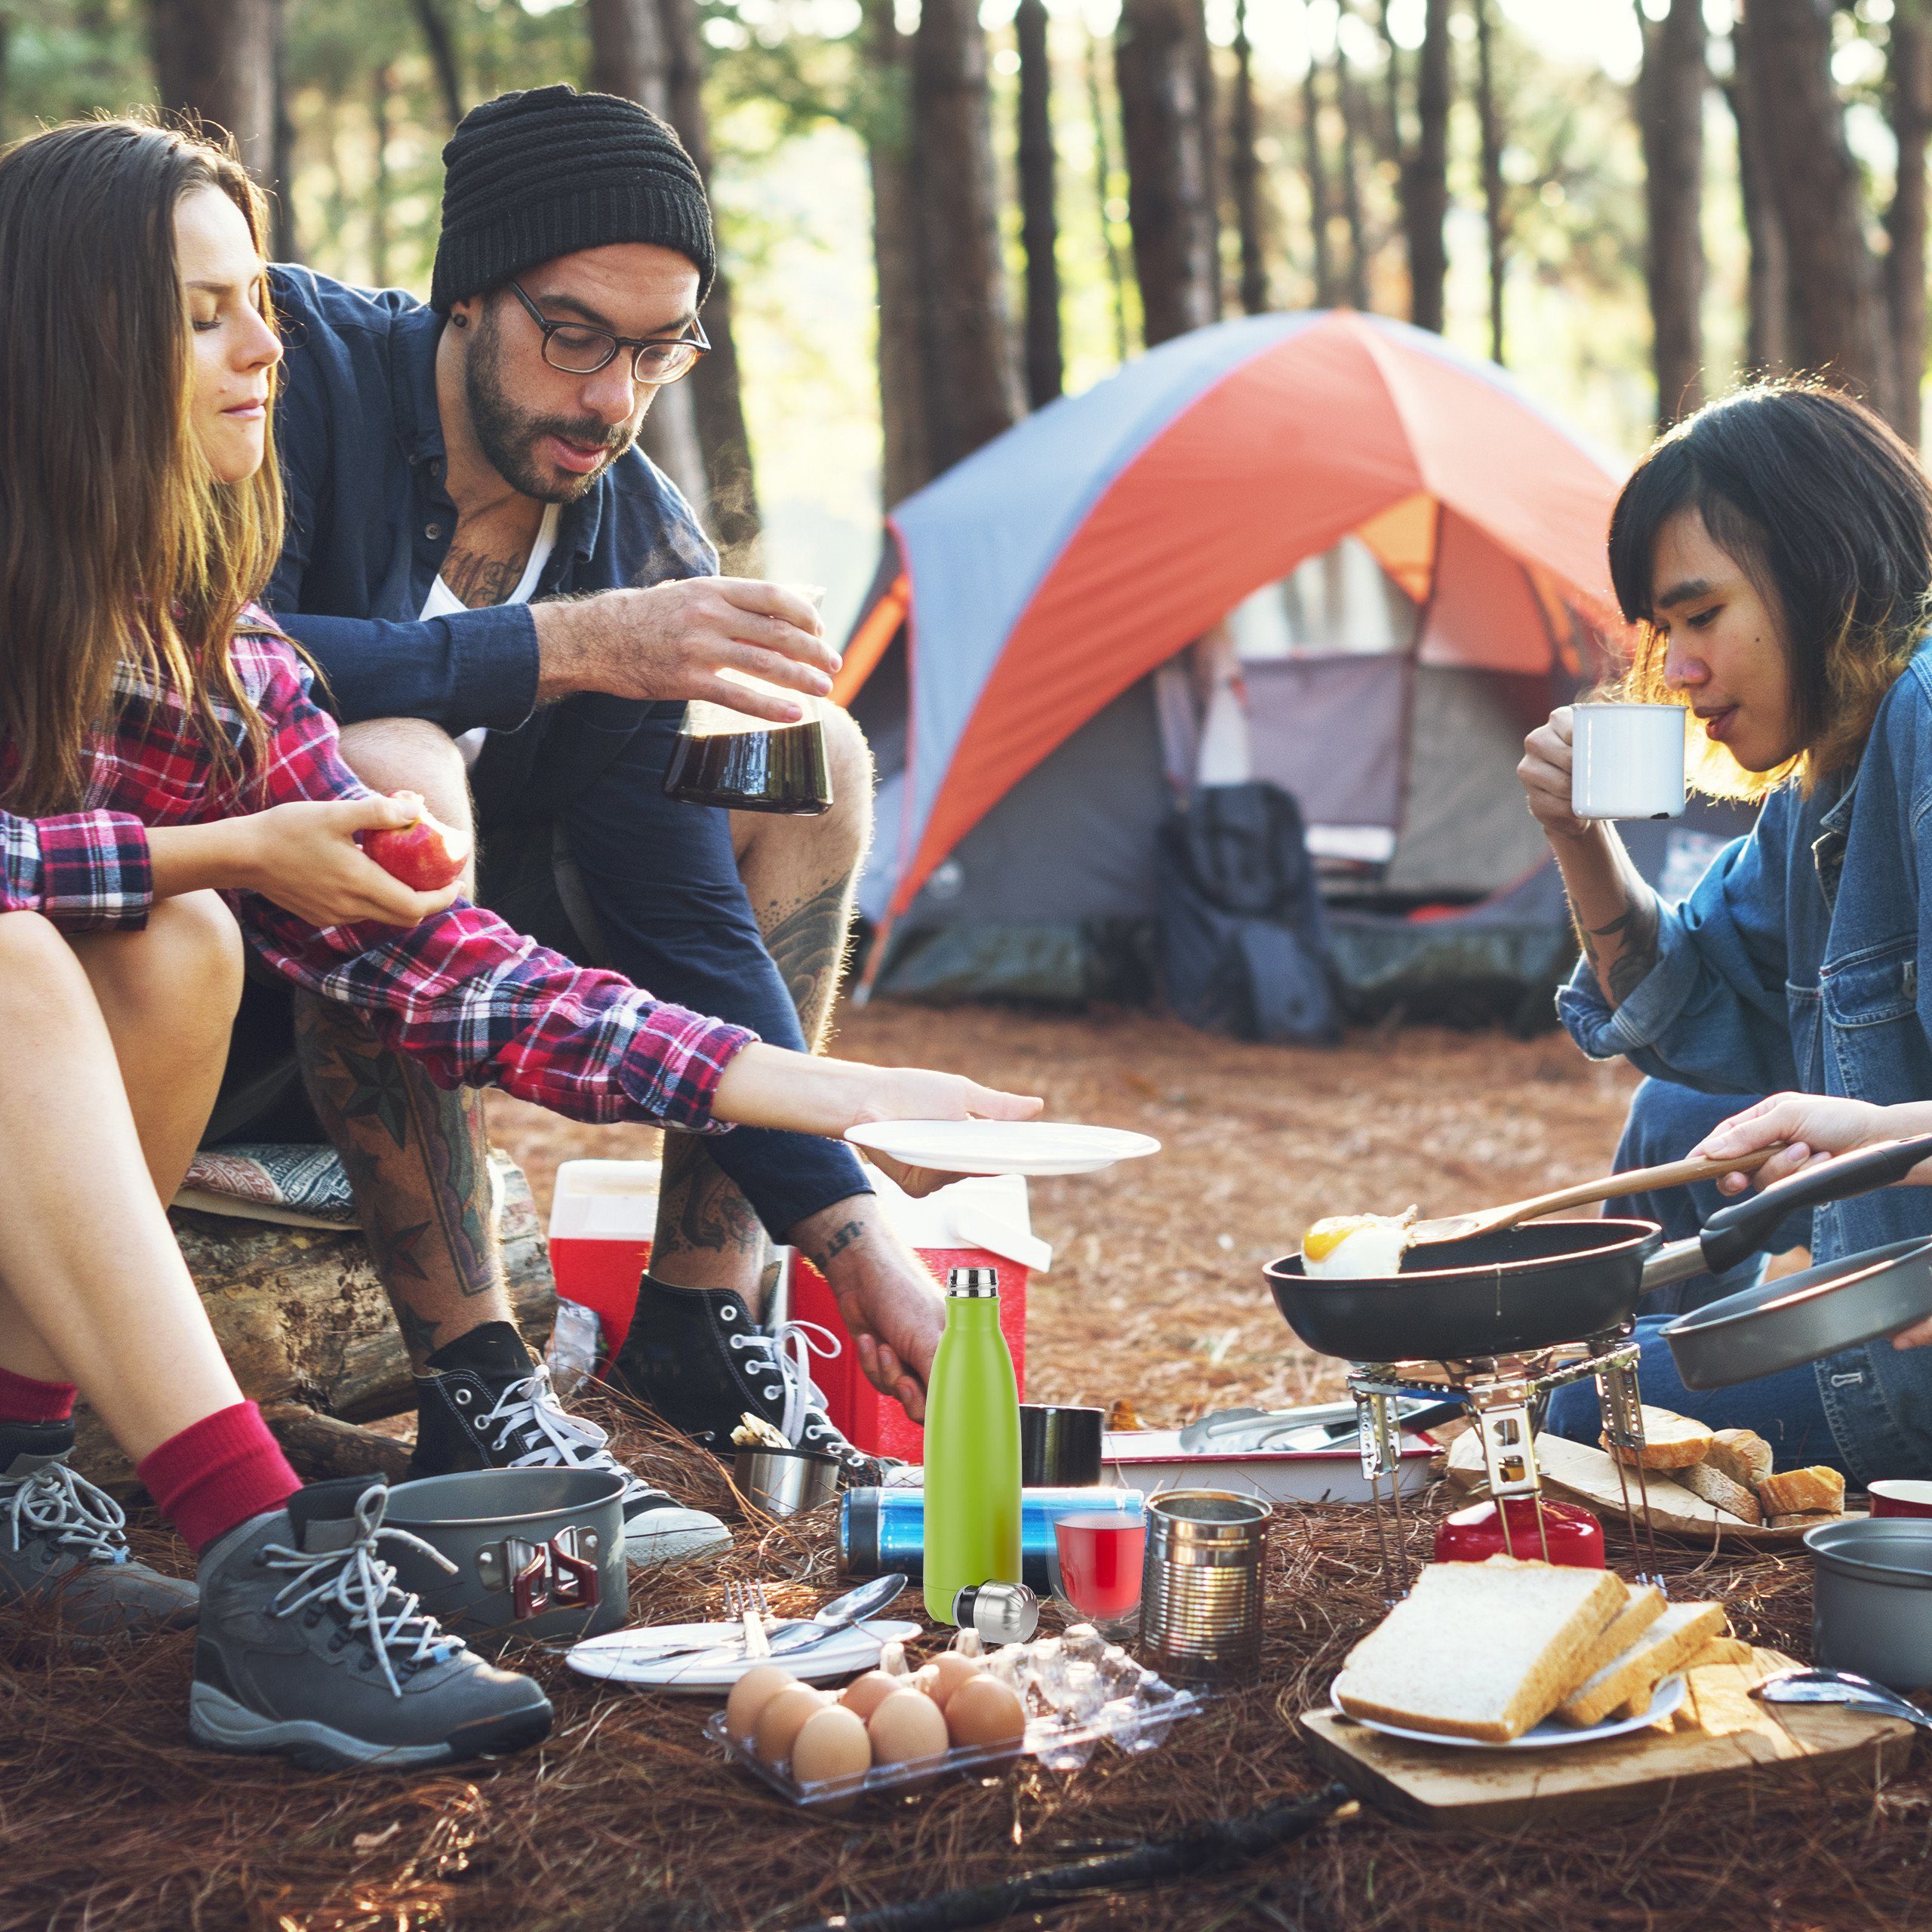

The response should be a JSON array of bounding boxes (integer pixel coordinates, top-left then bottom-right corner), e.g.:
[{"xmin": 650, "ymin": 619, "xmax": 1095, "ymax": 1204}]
[
  {"xmin": 1139, "ymin": 1488, "xmax": 1270, "ymax": 1685},
  {"xmin": 734, "ymin": 1446, "xmax": 843, "ymax": 1517},
  {"xmin": 1807, "ymin": 1517, "xmax": 1932, "ymax": 1690}
]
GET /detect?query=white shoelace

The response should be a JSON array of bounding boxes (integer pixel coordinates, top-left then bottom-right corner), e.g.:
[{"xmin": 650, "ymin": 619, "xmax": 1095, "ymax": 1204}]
[
  {"xmin": 3, "ymin": 1460, "xmax": 129, "ymax": 1565},
  {"xmin": 478, "ymin": 1368, "xmax": 660, "ymax": 1510},
  {"xmin": 260, "ymin": 1485, "xmax": 461, "ymax": 1699},
  {"xmin": 728, "ymin": 1319, "xmax": 843, "ymax": 1446}
]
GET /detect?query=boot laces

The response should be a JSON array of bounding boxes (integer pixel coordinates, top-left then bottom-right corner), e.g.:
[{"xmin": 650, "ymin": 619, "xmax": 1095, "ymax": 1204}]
[
  {"xmin": 3, "ymin": 1461, "xmax": 130, "ymax": 1566},
  {"xmin": 728, "ymin": 1319, "xmax": 849, "ymax": 1448},
  {"xmin": 480, "ymin": 1367, "xmax": 665, "ymax": 1512},
  {"xmin": 260, "ymin": 1484, "xmax": 462, "ymax": 1697}
]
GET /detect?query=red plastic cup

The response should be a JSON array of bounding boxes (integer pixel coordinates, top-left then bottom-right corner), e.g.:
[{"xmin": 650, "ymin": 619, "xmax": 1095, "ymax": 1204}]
[
  {"xmin": 1054, "ymin": 1510, "xmax": 1148, "ymax": 1628},
  {"xmin": 1869, "ymin": 1480, "xmax": 1932, "ymax": 1519},
  {"xmin": 1433, "ymin": 1497, "xmax": 1604, "ymax": 1567}
]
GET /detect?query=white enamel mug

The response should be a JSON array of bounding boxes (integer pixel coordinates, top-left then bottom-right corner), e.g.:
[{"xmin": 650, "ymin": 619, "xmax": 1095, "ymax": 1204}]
[{"xmin": 1571, "ymin": 703, "xmax": 1687, "ymax": 820}]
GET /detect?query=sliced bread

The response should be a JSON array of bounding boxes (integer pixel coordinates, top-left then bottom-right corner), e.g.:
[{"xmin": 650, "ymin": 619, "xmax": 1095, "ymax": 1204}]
[
  {"xmin": 1758, "ymin": 1466, "xmax": 1845, "ymax": 1516},
  {"xmin": 1676, "ymin": 1460, "xmax": 1764, "ymax": 1525},
  {"xmin": 1567, "ymin": 1582, "xmax": 1666, "ymax": 1690},
  {"xmin": 1555, "ymin": 1600, "xmax": 1728, "ymax": 1727},
  {"xmin": 1706, "ymin": 1428, "xmax": 1774, "ymax": 1488},
  {"xmin": 1601, "ymin": 1407, "xmax": 1713, "ymax": 1470},
  {"xmin": 1338, "ymin": 1558, "xmax": 1627, "ymax": 1743}
]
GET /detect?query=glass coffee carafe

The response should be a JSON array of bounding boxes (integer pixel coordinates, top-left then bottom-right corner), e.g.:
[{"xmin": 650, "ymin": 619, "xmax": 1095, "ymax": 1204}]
[{"xmin": 661, "ymin": 586, "xmax": 834, "ymax": 817}]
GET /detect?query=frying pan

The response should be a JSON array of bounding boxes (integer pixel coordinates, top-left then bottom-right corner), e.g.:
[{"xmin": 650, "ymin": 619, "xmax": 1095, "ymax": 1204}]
[{"xmin": 1264, "ymin": 1135, "xmax": 1932, "ymax": 1364}]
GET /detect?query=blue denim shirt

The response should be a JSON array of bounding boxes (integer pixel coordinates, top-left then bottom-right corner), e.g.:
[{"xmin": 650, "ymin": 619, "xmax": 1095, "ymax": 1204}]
[
  {"xmin": 1559, "ymin": 644, "xmax": 1932, "ymax": 1479},
  {"xmin": 264, "ymin": 266, "xmax": 714, "ymax": 727}
]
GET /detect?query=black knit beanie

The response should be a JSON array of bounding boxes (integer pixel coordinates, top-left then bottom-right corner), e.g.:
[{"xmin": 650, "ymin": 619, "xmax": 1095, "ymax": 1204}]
[{"xmin": 430, "ymin": 85, "xmax": 715, "ymax": 314}]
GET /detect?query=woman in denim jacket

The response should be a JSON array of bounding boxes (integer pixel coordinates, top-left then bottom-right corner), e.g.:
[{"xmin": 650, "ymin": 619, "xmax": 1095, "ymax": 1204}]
[{"xmin": 1521, "ymin": 383, "xmax": 1932, "ymax": 1481}]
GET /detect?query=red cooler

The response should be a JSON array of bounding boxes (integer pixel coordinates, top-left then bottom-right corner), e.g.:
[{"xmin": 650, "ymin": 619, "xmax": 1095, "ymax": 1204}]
[{"xmin": 547, "ymin": 1158, "xmax": 660, "ymax": 1361}]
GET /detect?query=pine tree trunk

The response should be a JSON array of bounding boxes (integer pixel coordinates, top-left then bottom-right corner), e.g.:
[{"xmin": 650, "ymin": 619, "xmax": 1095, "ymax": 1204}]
[
  {"xmin": 1740, "ymin": 0, "xmax": 1895, "ymax": 419},
  {"xmin": 1301, "ymin": 9, "xmax": 1336, "ymax": 306},
  {"xmin": 1887, "ymin": 0, "xmax": 1931, "ymax": 447},
  {"xmin": 1726, "ymin": 28, "xmax": 1789, "ymax": 374},
  {"xmin": 1016, "ymin": 0, "xmax": 1064, "ymax": 405},
  {"xmin": 149, "ymin": 0, "xmax": 275, "ymax": 180},
  {"xmin": 660, "ymin": 0, "xmax": 764, "ymax": 568},
  {"xmin": 911, "ymin": 0, "xmax": 1023, "ymax": 468},
  {"xmin": 410, "ymin": 0, "xmax": 464, "ymax": 131},
  {"xmin": 585, "ymin": 0, "xmax": 710, "ymax": 515},
  {"xmin": 1337, "ymin": 29, "xmax": 1372, "ymax": 310},
  {"xmin": 1635, "ymin": 0, "xmax": 1706, "ymax": 426},
  {"xmin": 1406, "ymin": 0, "xmax": 1451, "ymax": 332},
  {"xmin": 371, "ymin": 61, "xmax": 393, "ymax": 285},
  {"xmin": 0, "ymin": 11, "xmax": 11, "ymax": 146},
  {"xmin": 1229, "ymin": 0, "xmax": 1268, "ymax": 314},
  {"xmin": 1191, "ymin": 0, "xmax": 1223, "ymax": 319},
  {"xmin": 864, "ymin": 0, "xmax": 931, "ymax": 504},
  {"xmin": 1472, "ymin": 0, "xmax": 1507, "ymax": 361},
  {"xmin": 1087, "ymin": 23, "xmax": 1134, "ymax": 361},
  {"xmin": 1116, "ymin": 0, "xmax": 1220, "ymax": 344}
]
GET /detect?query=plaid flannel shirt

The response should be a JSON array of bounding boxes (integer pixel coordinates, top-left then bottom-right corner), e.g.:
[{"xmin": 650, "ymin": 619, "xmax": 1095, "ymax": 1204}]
[{"xmin": 0, "ymin": 610, "xmax": 754, "ymax": 1131}]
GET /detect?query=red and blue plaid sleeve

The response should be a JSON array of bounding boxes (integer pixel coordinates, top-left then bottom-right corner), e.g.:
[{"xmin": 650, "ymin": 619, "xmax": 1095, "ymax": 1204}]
[
  {"xmin": 229, "ymin": 631, "xmax": 756, "ymax": 1131},
  {"xmin": 0, "ymin": 807, "xmax": 152, "ymax": 930}
]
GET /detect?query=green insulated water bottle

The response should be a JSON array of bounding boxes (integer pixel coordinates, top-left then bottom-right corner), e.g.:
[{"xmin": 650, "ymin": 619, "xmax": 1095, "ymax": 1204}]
[{"xmin": 922, "ymin": 1266, "xmax": 1023, "ymax": 1624}]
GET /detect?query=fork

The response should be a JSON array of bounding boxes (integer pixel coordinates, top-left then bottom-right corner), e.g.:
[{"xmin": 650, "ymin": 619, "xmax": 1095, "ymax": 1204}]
[{"xmin": 725, "ymin": 1579, "xmax": 772, "ymax": 1659}]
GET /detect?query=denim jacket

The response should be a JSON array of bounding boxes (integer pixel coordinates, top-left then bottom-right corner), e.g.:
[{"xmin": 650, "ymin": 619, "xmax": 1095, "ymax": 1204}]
[{"xmin": 1559, "ymin": 643, "xmax": 1932, "ymax": 1480}]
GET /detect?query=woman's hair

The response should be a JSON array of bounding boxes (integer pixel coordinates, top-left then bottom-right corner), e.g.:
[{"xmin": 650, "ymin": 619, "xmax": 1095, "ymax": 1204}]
[
  {"xmin": 1607, "ymin": 380, "xmax": 1932, "ymax": 799},
  {"xmin": 0, "ymin": 115, "xmax": 281, "ymax": 815}
]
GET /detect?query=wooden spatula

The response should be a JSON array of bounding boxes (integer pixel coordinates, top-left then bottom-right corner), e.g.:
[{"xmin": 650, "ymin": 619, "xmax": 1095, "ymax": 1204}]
[{"xmin": 1406, "ymin": 1146, "xmax": 1781, "ymax": 1248}]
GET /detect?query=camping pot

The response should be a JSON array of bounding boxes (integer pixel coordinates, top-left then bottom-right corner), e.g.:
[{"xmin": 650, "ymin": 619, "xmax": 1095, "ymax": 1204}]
[
  {"xmin": 734, "ymin": 1445, "xmax": 842, "ymax": 1518},
  {"xmin": 1139, "ymin": 1490, "xmax": 1271, "ymax": 1687},
  {"xmin": 1807, "ymin": 1518, "xmax": 1932, "ymax": 1694},
  {"xmin": 382, "ymin": 1467, "xmax": 628, "ymax": 1644},
  {"xmin": 1019, "ymin": 1404, "xmax": 1106, "ymax": 1487}
]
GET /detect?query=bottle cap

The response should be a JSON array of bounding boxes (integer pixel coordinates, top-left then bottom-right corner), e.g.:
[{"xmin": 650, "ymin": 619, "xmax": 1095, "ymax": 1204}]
[
  {"xmin": 951, "ymin": 1581, "xmax": 1039, "ymax": 1644},
  {"xmin": 946, "ymin": 1266, "xmax": 1001, "ymax": 1299}
]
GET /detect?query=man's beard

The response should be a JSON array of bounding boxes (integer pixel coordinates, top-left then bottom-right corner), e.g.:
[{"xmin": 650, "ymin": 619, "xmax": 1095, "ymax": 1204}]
[{"xmin": 461, "ymin": 298, "xmax": 637, "ymax": 503}]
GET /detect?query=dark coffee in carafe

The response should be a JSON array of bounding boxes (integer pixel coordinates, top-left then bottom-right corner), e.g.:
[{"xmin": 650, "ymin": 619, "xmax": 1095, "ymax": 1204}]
[{"xmin": 662, "ymin": 712, "xmax": 832, "ymax": 816}]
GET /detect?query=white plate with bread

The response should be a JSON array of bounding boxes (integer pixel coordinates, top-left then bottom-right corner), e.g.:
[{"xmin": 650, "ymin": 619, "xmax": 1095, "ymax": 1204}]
[{"xmin": 1329, "ymin": 1557, "xmax": 1747, "ymax": 1748}]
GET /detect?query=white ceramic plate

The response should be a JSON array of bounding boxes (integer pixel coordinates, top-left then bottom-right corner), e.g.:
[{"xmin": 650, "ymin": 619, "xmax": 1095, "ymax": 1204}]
[
  {"xmin": 565, "ymin": 1618, "xmax": 922, "ymax": 1694},
  {"xmin": 1327, "ymin": 1671, "xmax": 1686, "ymax": 1749},
  {"xmin": 845, "ymin": 1120, "xmax": 1161, "ymax": 1178}
]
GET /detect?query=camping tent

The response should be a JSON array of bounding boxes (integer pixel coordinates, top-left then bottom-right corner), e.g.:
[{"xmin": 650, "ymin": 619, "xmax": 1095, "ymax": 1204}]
[{"xmin": 838, "ymin": 310, "xmax": 1754, "ymax": 1019}]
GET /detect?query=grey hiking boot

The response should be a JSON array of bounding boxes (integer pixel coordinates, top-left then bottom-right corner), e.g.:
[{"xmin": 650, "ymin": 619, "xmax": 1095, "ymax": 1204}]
[
  {"xmin": 0, "ymin": 1420, "xmax": 198, "ymax": 1635},
  {"xmin": 409, "ymin": 1322, "xmax": 731, "ymax": 1568},
  {"xmin": 189, "ymin": 1477, "xmax": 552, "ymax": 1771}
]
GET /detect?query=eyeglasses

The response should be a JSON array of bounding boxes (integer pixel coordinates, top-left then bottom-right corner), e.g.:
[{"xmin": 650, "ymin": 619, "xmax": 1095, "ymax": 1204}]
[{"xmin": 506, "ymin": 279, "xmax": 710, "ymax": 386}]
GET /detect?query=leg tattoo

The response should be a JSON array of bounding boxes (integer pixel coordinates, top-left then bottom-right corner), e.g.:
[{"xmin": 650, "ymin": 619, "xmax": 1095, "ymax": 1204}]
[
  {"xmin": 294, "ymin": 992, "xmax": 508, "ymax": 1367},
  {"xmin": 761, "ymin": 875, "xmax": 858, "ymax": 1049}
]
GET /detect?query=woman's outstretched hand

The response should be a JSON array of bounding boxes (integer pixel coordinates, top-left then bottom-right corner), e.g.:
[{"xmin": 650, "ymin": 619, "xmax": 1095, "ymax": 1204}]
[{"xmin": 235, "ymin": 795, "xmax": 462, "ymax": 928}]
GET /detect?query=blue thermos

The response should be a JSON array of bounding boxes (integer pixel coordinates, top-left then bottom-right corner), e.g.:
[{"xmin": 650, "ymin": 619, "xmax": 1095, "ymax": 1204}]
[{"xmin": 841, "ymin": 1486, "xmax": 1146, "ymax": 1595}]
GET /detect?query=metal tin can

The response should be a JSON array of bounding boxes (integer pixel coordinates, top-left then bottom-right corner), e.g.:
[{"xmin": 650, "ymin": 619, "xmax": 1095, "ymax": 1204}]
[{"xmin": 1140, "ymin": 1489, "xmax": 1270, "ymax": 1685}]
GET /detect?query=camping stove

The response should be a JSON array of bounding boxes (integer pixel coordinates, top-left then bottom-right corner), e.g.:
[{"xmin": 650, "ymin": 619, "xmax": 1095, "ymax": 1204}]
[{"xmin": 1349, "ymin": 1332, "xmax": 1662, "ymax": 1598}]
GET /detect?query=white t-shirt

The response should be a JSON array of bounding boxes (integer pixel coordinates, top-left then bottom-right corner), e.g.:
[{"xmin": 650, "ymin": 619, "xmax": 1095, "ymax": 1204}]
[{"xmin": 421, "ymin": 503, "xmax": 560, "ymax": 766}]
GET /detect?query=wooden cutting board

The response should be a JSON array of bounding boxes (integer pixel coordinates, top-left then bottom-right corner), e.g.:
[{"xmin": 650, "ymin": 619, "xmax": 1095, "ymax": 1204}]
[
  {"xmin": 1445, "ymin": 1429, "xmax": 1859, "ymax": 1546},
  {"xmin": 1300, "ymin": 1647, "xmax": 1915, "ymax": 1827}
]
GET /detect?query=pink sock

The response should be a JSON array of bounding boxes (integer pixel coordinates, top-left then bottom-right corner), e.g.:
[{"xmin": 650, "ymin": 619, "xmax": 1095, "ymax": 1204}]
[
  {"xmin": 136, "ymin": 1401, "xmax": 302, "ymax": 1555},
  {"xmin": 0, "ymin": 1364, "xmax": 78, "ymax": 1425}
]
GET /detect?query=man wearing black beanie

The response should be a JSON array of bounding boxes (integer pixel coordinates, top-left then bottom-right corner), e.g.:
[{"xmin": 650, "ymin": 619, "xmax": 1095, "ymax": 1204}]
[{"xmin": 222, "ymin": 87, "xmax": 946, "ymax": 1531}]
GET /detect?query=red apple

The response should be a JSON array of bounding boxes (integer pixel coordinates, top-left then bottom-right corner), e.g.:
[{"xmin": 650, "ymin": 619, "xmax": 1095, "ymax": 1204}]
[{"xmin": 361, "ymin": 795, "xmax": 471, "ymax": 892}]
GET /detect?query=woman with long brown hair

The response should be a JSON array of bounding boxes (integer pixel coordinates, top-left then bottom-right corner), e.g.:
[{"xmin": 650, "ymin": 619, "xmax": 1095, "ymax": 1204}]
[{"xmin": 0, "ymin": 117, "xmax": 1035, "ymax": 1770}]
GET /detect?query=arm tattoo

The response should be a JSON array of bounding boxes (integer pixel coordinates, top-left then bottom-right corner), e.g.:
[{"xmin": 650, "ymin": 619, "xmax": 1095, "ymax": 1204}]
[
  {"xmin": 804, "ymin": 1218, "xmax": 867, "ymax": 1273},
  {"xmin": 1586, "ymin": 894, "xmax": 1663, "ymax": 1008}
]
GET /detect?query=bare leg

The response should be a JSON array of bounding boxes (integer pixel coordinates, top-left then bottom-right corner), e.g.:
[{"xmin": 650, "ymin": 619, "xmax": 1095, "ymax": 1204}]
[
  {"xmin": 0, "ymin": 906, "xmax": 245, "ymax": 1460},
  {"xmin": 318, "ymin": 716, "xmax": 508, "ymax": 1369}
]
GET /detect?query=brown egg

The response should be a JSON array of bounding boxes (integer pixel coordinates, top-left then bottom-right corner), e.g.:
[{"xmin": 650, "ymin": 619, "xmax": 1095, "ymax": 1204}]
[
  {"xmin": 724, "ymin": 1663, "xmax": 798, "ymax": 1744},
  {"xmin": 839, "ymin": 1669, "xmax": 902, "ymax": 1721},
  {"xmin": 753, "ymin": 1683, "xmax": 829, "ymax": 1765},
  {"xmin": 931, "ymin": 1650, "xmax": 985, "ymax": 1709},
  {"xmin": 789, "ymin": 1703, "xmax": 873, "ymax": 1786},
  {"xmin": 943, "ymin": 1674, "xmax": 1027, "ymax": 1751},
  {"xmin": 866, "ymin": 1688, "xmax": 951, "ymax": 1767}
]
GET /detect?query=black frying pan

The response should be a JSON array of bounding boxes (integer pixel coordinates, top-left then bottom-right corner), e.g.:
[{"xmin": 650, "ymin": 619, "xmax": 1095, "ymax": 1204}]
[{"xmin": 1263, "ymin": 1135, "xmax": 1932, "ymax": 1364}]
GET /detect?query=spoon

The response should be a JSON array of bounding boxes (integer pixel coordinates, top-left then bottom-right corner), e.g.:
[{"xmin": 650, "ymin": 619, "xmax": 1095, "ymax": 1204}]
[
  {"xmin": 1404, "ymin": 1146, "xmax": 1780, "ymax": 1248},
  {"xmin": 1754, "ymin": 1666, "xmax": 1932, "ymax": 1734},
  {"xmin": 765, "ymin": 1572, "xmax": 908, "ymax": 1656}
]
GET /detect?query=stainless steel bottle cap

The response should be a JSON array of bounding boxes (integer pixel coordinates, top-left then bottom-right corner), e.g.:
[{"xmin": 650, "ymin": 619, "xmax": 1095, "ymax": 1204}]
[
  {"xmin": 946, "ymin": 1266, "xmax": 1001, "ymax": 1298},
  {"xmin": 952, "ymin": 1581, "xmax": 1039, "ymax": 1644}
]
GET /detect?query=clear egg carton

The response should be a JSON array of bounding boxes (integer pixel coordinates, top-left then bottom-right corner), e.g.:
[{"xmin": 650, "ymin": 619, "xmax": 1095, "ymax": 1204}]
[{"xmin": 708, "ymin": 1630, "xmax": 1206, "ymax": 1808}]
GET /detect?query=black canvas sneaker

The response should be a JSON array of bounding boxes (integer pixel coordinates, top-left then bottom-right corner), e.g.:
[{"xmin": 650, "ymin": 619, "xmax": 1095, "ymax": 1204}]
[
  {"xmin": 190, "ymin": 1477, "xmax": 552, "ymax": 1771},
  {"xmin": 0, "ymin": 1420, "xmax": 198, "ymax": 1634},
  {"xmin": 408, "ymin": 1322, "xmax": 730, "ymax": 1567},
  {"xmin": 605, "ymin": 1276, "xmax": 883, "ymax": 1481}
]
